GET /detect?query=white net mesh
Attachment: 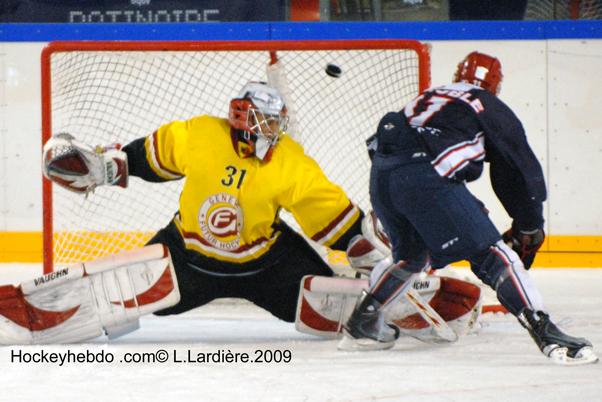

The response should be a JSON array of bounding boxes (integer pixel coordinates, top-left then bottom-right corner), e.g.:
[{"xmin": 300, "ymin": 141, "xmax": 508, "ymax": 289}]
[{"xmin": 44, "ymin": 41, "xmax": 429, "ymax": 269}]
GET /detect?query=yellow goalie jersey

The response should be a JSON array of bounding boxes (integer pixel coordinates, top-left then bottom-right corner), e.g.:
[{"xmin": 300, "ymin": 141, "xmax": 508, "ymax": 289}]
[{"xmin": 142, "ymin": 115, "xmax": 361, "ymax": 263}]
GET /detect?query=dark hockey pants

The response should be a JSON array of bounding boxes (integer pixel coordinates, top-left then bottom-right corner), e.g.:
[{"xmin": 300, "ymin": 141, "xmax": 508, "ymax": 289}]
[{"xmin": 369, "ymin": 151, "xmax": 540, "ymax": 315}]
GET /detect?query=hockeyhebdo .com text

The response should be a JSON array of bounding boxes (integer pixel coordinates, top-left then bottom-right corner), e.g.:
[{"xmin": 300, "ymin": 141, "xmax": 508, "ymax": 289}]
[{"xmin": 7, "ymin": 348, "xmax": 292, "ymax": 366}]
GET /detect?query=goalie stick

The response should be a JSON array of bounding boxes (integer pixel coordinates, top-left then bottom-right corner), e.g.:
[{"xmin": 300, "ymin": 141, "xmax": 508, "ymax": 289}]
[
  {"xmin": 405, "ymin": 287, "xmax": 458, "ymax": 343},
  {"xmin": 267, "ymin": 51, "xmax": 301, "ymax": 143}
]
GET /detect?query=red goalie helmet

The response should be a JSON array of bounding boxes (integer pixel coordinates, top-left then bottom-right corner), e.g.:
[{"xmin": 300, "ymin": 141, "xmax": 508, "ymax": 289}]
[
  {"xmin": 229, "ymin": 82, "xmax": 288, "ymax": 161},
  {"xmin": 453, "ymin": 51, "xmax": 503, "ymax": 95}
]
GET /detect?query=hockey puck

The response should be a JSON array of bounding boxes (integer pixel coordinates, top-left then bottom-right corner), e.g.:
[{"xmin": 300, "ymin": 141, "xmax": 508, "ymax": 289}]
[{"xmin": 325, "ymin": 63, "xmax": 342, "ymax": 78}]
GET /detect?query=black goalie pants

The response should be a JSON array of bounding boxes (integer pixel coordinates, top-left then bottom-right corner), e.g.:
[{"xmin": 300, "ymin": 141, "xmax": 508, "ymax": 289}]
[{"xmin": 148, "ymin": 220, "xmax": 334, "ymax": 322}]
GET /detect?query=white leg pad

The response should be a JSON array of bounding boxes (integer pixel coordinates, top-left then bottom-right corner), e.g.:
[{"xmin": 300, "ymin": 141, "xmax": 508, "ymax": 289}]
[
  {"xmin": 295, "ymin": 274, "xmax": 482, "ymax": 343},
  {"xmin": 0, "ymin": 244, "xmax": 179, "ymax": 344}
]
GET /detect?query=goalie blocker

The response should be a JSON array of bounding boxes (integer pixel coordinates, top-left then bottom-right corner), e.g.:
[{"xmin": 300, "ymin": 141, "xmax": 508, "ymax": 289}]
[
  {"xmin": 296, "ymin": 274, "xmax": 482, "ymax": 343},
  {"xmin": 0, "ymin": 244, "xmax": 179, "ymax": 344}
]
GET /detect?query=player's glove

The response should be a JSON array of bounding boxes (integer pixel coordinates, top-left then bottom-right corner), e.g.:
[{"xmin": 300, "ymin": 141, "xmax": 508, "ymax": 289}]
[
  {"xmin": 43, "ymin": 133, "xmax": 128, "ymax": 195},
  {"xmin": 502, "ymin": 227, "xmax": 545, "ymax": 270}
]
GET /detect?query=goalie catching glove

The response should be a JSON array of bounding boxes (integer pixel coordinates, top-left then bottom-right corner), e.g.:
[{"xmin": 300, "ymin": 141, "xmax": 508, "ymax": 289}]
[{"xmin": 42, "ymin": 133, "xmax": 128, "ymax": 194}]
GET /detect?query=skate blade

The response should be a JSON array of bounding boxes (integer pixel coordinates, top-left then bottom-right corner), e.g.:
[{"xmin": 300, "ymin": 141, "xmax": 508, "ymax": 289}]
[
  {"xmin": 337, "ymin": 331, "xmax": 395, "ymax": 351},
  {"xmin": 546, "ymin": 346, "xmax": 599, "ymax": 366}
]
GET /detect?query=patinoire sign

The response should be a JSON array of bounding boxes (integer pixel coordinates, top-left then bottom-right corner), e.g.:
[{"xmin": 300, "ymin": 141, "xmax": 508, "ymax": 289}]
[{"xmin": 0, "ymin": 0, "xmax": 286, "ymax": 23}]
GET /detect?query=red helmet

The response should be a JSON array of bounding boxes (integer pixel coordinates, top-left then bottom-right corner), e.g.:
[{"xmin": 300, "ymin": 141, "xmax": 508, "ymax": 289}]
[
  {"xmin": 229, "ymin": 82, "xmax": 288, "ymax": 161},
  {"xmin": 453, "ymin": 51, "xmax": 503, "ymax": 95}
]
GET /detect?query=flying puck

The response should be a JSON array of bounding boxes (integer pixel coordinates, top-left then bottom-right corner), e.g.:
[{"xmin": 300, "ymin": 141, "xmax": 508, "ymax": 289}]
[{"xmin": 325, "ymin": 63, "xmax": 342, "ymax": 78}]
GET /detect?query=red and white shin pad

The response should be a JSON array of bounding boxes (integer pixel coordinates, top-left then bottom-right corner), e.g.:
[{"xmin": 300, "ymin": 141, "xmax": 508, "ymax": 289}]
[
  {"xmin": 295, "ymin": 275, "xmax": 482, "ymax": 342},
  {"xmin": 0, "ymin": 244, "xmax": 179, "ymax": 344}
]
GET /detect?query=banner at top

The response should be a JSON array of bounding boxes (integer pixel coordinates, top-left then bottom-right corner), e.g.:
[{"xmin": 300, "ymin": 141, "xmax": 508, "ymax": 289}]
[{"xmin": 0, "ymin": 0, "xmax": 286, "ymax": 23}]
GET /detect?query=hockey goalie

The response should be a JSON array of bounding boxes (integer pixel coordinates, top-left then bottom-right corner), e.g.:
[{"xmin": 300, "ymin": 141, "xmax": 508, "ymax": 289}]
[{"xmin": 0, "ymin": 221, "xmax": 481, "ymax": 345}]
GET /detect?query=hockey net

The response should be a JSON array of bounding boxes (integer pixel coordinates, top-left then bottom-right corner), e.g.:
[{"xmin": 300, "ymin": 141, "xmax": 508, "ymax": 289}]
[{"xmin": 42, "ymin": 40, "xmax": 431, "ymax": 274}]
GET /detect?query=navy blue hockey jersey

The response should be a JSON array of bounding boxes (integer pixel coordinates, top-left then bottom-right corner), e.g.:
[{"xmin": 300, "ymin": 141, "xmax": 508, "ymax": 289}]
[{"xmin": 402, "ymin": 82, "xmax": 547, "ymax": 230}]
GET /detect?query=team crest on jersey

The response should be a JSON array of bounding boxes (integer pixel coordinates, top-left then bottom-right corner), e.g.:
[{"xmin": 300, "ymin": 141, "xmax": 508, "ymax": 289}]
[{"xmin": 198, "ymin": 193, "xmax": 243, "ymax": 250}]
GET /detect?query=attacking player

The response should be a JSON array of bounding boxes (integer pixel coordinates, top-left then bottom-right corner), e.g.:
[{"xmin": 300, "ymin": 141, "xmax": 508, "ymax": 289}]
[{"xmin": 339, "ymin": 51, "xmax": 598, "ymax": 365}]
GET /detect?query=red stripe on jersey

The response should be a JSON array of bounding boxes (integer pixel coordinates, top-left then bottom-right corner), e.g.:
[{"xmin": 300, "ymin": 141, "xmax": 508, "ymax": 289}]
[
  {"xmin": 431, "ymin": 133, "xmax": 483, "ymax": 166},
  {"xmin": 311, "ymin": 202, "xmax": 355, "ymax": 242},
  {"xmin": 440, "ymin": 150, "xmax": 485, "ymax": 177},
  {"xmin": 152, "ymin": 131, "xmax": 182, "ymax": 177}
]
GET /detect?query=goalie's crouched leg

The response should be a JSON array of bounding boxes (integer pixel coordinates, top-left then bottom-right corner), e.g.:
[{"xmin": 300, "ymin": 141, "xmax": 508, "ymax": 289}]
[
  {"xmin": 0, "ymin": 244, "xmax": 179, "ymax": 345},
  {"xmin": 237, "ymin": 222, "xmax": 335, "ymax": 323},
  {"xmin": 148, "ymin": 220, "xmax": 335, "ymax": 323},
  {"xmin": 145, "ymin": 224, "xmax": 217, "ymax": 317},
  {"xmin": 296, "ymin": 274, "xmax": 482, "ymax": 342}
]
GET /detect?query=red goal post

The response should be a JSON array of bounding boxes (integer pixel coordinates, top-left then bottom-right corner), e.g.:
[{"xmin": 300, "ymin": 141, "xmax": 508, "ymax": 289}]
[{"xmin": 41, "ymin": 39, "xmax": 431, "ymax": 274}]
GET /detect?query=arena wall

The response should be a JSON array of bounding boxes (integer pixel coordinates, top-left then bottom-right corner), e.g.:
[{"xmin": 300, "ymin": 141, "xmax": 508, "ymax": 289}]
[{"xmin": 0, "ymin": 21, "xmax": 600, "ymax": 265}]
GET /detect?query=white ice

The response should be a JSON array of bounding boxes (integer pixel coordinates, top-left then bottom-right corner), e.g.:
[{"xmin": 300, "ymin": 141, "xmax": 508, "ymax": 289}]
[{"xmin": 0, "ymin": 265, "xmax": 601, "ymax": 402}]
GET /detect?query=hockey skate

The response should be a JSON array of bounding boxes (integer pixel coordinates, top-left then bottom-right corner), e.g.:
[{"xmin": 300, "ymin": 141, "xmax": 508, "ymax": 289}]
[
  {"xmin": 338, "ymin": 291, "xmax": 400, "ymax": 351},
  {"xmin": 519, "ymin": 309, "xmax": 598, "ymax": 365}
]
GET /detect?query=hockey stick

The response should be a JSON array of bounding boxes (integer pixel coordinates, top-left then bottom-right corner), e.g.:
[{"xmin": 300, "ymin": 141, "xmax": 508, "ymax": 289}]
[
  {"xmin": 266, "ymin": 51, "xmax": 302, "ymax": 143},
  {"xmin": 405, "ymin": 287, "xmax": 458, "ymax": 343}
]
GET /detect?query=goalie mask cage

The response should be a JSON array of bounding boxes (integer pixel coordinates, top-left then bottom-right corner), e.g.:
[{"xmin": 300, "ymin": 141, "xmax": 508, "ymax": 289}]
[{"xmin": 42, "ymin": 40, "xmax": 431, "ymax": 274}]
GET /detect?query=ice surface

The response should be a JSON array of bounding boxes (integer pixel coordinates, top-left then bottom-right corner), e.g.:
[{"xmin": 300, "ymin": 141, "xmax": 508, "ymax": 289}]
[{"xmin": 0, "ymin": 266, "xmax": 601, "ymax": 402}]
